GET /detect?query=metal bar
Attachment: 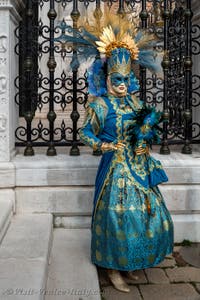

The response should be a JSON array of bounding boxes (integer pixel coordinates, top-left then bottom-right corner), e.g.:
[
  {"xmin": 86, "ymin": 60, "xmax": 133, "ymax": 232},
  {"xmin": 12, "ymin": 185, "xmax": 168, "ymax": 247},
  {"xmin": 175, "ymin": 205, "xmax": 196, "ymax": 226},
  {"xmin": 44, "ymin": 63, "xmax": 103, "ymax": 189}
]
[
  {"xmin": 92, "ymin": 0, "xmax": 103, "ymax": 156},
  {"xmin": 182, "ymin": 0, "xmax": 193, "ymax": 154},
  {"xmin": 46, "ymin": 0, "xmax": 57, "ymax": 155},
  {"xmin": 70, "ymin": 0, "xmax": 80, "ymax": 155},
  {"xmin": 160, "ymin": 0, "xmax": 170, "ymax": 154},
  {"xmin": 118, "ymin": 0, "xmax": 125, "ymax": 15},
  {"xmin": 93, "ymin": 0, "xmax": 102, "ymax": 27},
  {"xmin": 23, "ymin": 0, "xmax": 34, "ymax": 156},
  {"xmin": 139, "ymin": 0, "xmax": 147, "ymax": 103}
]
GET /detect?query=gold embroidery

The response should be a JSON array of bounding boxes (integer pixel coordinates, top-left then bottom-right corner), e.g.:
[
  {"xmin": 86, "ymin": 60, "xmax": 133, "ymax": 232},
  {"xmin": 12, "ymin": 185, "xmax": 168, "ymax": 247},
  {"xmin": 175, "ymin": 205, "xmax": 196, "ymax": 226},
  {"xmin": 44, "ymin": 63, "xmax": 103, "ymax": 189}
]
[
  {"xmin": 116, "ymin": 230, "xmax": 126, "ymax": 241},
  {"xmin": 97, "ymin": 214, "xmax": 102, "ymax": 221},
  {"xmin": 118, "ymin": 219, "xmax": 123, "ymax": 226},
  {"xmin": 118, "ymin": 247, "xmax": 126, "ymax": 252},
  {"xmin": 163, "ymin": 220, "xmax": 169, "ymax": 231},
  {"xmin": 129, "ymin": 205, "xmax": 136, "ymax": 211},
  {"xmin": 92, "ymin": 95, "xmax": 150, "ymax": 221},
  {"xmin": 106, "ymin": 255, "xmax": 113, "ymax": 263},
  {"xmin": 79, "ymin": 97, "xmax": 108, "ymax": 149},
  {"xmin": 96, "ymin": 250, "xmax": 102, "ymax": 261},
  {"xmin": 128, "ymin": 232, "xmax": 139, "ymax": 238},
  {"xmin": 95, "ymin": 225, "xmax": 102, "ymax": 235},
  {"xmin": 140, "ymin": 203, "xmax": 147, "ymax": 213},
  {"xmin": 118, "ymin": 256, "xmax": 128, "ymax": 266},
  {"xmin": 98, "ymin": 201, "xmax": 105, "ymax": 210},
  {"xmin": 156, "ymin": 198, "xmax": 161, "ymax": 206},
  {"xmin": 146, "ymin": 229, "xmax": 154, "ymax": 238},
  {"xmin": 117, "ymin": 178, "xmax": 125, "ymax": 188},
  {"xmin": 114, "ymin": 204, "xmax": 126, "ymax": 212},
  {"xmin": 148, "ymin": 244, "xmax": 154, "ymax": 250},
  {"xmin": 109, "ymin": 204, "xmax": 136, "ymax": 212},
  {"xmin": 148, "ymin": 254, "xmax": 155, "ymax": 263},
  {"xmin": 106, "ymin": 229, "xmax": 110, "ymax": 237}
]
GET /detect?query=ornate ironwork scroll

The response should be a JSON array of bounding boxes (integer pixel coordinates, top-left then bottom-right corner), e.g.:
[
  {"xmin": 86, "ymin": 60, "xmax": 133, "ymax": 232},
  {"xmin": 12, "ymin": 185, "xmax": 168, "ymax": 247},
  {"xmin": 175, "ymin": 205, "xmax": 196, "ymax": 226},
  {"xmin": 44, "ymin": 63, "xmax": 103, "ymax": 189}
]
[{"xmin": 14, "ymin": 0, "xmax": 200, "ymax": 155}]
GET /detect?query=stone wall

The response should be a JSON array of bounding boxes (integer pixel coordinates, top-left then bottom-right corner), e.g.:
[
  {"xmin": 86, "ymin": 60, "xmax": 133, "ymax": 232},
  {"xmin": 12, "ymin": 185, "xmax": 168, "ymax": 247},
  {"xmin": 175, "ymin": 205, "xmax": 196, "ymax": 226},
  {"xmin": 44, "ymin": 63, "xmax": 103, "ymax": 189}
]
[{"xmin": 0, "ymin": 0, "xmax": 23, "ymax": 162}]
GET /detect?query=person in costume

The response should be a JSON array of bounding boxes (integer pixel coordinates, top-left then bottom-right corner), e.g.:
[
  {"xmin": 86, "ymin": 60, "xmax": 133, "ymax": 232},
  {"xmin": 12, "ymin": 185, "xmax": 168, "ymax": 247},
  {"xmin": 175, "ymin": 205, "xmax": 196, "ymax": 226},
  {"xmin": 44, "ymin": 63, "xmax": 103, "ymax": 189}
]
[{"xmin": 58, "ymin": 15, "xmax": 174, "ymax": 293}]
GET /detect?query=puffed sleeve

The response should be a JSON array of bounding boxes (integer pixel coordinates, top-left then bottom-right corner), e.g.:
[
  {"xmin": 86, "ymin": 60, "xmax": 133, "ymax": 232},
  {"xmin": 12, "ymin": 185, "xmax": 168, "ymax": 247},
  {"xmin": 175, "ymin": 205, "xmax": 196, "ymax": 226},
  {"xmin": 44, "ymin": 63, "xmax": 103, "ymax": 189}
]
[{"xmin": 79, "ymin": 97, "xmax": 108, "ymax": 151}]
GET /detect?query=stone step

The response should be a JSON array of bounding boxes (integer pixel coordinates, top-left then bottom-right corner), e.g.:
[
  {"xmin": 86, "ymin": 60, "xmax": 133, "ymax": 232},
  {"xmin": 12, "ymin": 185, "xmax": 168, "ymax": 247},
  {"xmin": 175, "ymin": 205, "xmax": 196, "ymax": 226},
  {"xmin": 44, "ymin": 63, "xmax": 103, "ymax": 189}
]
[
  {"xmin": 0, "ymin": 162, "xmax": 15, "ymax": 189},
  {"xmin": 13, "ymin": 150, "xmax": 200, "ymax": 187},
  {"xmin": 54, "ymin": 215, "xmax": 91, "ymax": 229},
  {"xmin": 53, "ymin": 214, "xmax": 200, "ymax": 243},
  {"xmin": 15, "ymin": 185, "xmax": 200, "ymax": 215},
  {"xmin": 45, "ymin": 229, "xmax": 101, "ymax": 300},
  {"xmin": 0, "ymin": 214, "xmax": 53, "ymax": 300},
  {"xmin": 172, "ymin": 214, "xmax": 200, "ymax": 243},
  {"xmin": 0, "ymin": 197, "xmax": 13, "ymax": 244}
]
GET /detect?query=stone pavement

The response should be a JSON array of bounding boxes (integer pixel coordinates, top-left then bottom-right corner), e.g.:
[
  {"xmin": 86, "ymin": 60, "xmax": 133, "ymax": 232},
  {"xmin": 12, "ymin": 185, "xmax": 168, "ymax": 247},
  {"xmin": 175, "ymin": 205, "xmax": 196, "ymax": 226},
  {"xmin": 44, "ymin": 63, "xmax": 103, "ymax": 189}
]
[{"xmin": 98, "ymin": 246, "xmax": 200, "ymax": 300}]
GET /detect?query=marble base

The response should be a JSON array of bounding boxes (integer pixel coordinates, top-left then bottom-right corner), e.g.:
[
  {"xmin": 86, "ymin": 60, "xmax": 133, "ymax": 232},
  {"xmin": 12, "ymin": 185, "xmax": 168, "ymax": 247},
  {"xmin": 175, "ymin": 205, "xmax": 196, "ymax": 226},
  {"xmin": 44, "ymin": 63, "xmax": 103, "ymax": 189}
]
[
  {"xmin": 1, "ymin": 150, "xmax": 200, "ymax": 242},
  {"xmin": 0, "ymin": 197, "xmax": 13, "ymax": 244},
  {"xmin": 45, "ymin": 229, "xmax": 101, "ymax": 300},
  {"xmin": 0, "ymin": 214, "xmax": 53, "ymax": 300}
]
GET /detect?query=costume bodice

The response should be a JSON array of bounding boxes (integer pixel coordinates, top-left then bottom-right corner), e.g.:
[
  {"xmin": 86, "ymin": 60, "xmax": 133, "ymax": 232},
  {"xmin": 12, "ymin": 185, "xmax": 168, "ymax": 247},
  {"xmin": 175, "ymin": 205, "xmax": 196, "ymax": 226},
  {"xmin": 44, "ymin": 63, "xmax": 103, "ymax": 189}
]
[
  {"xmin": 97, "ymin": 94, "xmax": 140, "ymax": 145},
  {"xmin": 79, "ymin": 93, "xmax": 168, "ymax": 191}
]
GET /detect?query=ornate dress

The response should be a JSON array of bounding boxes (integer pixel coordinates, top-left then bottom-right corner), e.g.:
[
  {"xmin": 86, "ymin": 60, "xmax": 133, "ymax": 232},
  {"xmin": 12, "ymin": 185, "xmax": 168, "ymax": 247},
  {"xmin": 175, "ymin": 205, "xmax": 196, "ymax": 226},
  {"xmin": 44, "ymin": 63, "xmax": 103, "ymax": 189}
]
[{"xmin": 79, "ymin": 93, "xmax": 174, "ymax": 271}]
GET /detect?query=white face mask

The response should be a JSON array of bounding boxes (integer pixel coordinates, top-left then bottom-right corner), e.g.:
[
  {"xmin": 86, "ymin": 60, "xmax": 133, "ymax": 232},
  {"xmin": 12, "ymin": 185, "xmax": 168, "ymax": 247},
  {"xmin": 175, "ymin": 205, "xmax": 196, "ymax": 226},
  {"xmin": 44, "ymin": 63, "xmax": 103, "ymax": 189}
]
[{"xmin": 107, "ymin": 76, "xmax": 128, "ymax": 97}]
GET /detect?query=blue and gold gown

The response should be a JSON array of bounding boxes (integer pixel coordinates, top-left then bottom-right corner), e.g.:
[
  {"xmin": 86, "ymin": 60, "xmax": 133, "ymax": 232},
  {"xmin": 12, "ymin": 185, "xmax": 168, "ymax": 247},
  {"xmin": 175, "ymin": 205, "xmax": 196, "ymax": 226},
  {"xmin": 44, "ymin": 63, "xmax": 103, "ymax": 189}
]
[{"xmin": 79, "ymin": 93, "xmax": 174, "ymax": 271}]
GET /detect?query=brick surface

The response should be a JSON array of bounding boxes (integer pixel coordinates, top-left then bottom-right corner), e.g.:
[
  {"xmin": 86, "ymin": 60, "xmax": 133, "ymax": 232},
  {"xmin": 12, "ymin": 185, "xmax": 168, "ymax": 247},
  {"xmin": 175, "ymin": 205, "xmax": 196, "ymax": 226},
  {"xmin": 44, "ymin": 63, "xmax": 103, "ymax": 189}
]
[
  {"xmin": 166, "ymin": 267, "xmax": 200, "ymax": 283},
  {"xmin": 180, "ymin": 244, "xmax": 200, "ymax": 268},
  {"xmin": 173, "ymin": 251, "xmax": 188, "ymax": 266},
  {"xmin": 155, "ymin": 258, "xmax": 176, "ymax": 268},
  {"xmin": 97, "ymin": 268, "xmax": 110, "ymax": 287},
  {"xmin": 173, "ymin": 245, "xmax": 182, "ymax": 252},
  {"xmin": 102, "ymin": 285, "xmax": 142, "ymax": 300},
  {"xmin": 145, "ymin": 268, "xmax": 170, "ymax": 284},
  {"xmin": 139, "ymin": 283, "xmax": 200, "ymax": 300},
  {"xmin": 195, "ymin": 283, "xmax": 200, "ymax": 294}
]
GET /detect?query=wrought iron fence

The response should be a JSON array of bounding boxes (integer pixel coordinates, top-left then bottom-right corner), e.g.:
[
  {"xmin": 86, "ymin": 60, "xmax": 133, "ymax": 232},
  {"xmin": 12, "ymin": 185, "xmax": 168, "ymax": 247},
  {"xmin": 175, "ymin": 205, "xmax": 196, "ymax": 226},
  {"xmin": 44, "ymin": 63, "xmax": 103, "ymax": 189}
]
[{"xmin": 15, "ymin": 0, "xmax": 200, "ymax": 155}]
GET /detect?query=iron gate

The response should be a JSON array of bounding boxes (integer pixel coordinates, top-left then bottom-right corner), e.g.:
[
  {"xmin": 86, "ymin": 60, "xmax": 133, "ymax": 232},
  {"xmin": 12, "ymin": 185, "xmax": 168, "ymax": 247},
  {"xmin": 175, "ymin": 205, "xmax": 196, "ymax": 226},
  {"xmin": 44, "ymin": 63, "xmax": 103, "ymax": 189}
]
[{"xmin": 15, "ymin": 0, "xmax": 200, "ymax": 155}]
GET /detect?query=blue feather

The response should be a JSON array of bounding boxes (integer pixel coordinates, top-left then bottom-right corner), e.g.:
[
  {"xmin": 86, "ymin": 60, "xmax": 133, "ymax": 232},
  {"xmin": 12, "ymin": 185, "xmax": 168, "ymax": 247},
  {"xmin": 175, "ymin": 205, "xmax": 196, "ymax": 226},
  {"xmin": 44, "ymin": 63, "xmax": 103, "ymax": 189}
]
[
  {"xmin": 87, "ymin": 59, "xmax": 107, "ymax": 96},
  {"xmin": 136, "ymin": 50, "xmax": 162, "ymax": 73},
  {"xmin": 128, "ymin": 71, "xmax": 140, "ymax": 93}
]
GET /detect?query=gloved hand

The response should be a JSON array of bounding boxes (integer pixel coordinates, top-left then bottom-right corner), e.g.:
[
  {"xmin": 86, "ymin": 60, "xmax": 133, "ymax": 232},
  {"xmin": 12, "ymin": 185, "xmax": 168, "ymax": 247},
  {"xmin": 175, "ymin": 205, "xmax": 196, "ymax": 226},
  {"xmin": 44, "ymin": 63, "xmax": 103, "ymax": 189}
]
[
  {"xmin": 134, "ymin": 140, "xmax": 149, "ymax": 156},
  {"xmin": 101, "ymin": 141, "xmax": 125, "ymax": 152}
]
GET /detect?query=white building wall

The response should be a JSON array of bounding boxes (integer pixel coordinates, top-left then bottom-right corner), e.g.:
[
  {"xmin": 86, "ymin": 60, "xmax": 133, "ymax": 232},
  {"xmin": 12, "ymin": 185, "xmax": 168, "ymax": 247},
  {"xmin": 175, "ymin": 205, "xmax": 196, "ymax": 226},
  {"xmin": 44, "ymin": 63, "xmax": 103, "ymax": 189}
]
[{"xmin": 0, "ymin": 0, "xmax": 22, "ymax": 162}]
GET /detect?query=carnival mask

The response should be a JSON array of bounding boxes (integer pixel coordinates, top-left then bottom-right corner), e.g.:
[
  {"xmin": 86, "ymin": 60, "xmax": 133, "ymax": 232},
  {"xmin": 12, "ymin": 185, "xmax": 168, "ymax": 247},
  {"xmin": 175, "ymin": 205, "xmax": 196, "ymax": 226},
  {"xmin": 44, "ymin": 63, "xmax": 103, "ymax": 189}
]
[
  {"xmin": 110, "ymin": 73, "xmax": 130, "ymax": 87},
  {"xmin": 107, "ymin": 73, "xmax": 128, "ymax": 97}
]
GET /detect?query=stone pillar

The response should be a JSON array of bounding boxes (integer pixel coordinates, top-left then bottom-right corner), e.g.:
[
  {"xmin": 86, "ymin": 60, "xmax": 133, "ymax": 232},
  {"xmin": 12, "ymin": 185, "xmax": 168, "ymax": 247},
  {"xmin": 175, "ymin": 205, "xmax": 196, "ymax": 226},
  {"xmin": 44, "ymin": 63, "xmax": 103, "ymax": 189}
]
[{"xmin": 0, "ymin": 0, "xmax": 23, "ymax": 162}]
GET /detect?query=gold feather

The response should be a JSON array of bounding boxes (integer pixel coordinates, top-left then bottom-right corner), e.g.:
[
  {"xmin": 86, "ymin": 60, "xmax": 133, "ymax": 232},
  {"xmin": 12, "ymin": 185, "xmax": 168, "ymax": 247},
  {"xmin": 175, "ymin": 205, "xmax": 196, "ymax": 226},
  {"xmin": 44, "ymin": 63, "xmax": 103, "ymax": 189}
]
[
  {"xmin": 136, "ymin": 33, "xmax": 158, "ymax": 49},
  {"xmin": 78, "ymin": 13, "xmax": 156, "ymax": 60},
  {"xmin": 95, "ymin": 41, "xmax": 107, "ymax": 48}
]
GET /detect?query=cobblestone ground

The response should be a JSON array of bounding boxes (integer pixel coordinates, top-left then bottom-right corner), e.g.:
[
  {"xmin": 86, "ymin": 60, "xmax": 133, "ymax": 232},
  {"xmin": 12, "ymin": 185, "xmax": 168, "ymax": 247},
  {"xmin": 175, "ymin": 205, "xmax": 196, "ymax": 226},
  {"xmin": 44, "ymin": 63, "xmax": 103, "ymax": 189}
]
[{"xmin": 98, "ymin": 246, "xmax": 200, "ymax": 300}]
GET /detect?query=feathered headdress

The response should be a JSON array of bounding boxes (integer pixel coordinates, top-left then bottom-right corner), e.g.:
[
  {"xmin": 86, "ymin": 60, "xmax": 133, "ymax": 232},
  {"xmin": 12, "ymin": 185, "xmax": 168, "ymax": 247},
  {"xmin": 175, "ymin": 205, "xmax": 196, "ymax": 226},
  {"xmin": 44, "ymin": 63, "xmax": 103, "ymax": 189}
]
[{"xmin": 56, "ymin": 14, "xmax": 161, "ymax": 96}]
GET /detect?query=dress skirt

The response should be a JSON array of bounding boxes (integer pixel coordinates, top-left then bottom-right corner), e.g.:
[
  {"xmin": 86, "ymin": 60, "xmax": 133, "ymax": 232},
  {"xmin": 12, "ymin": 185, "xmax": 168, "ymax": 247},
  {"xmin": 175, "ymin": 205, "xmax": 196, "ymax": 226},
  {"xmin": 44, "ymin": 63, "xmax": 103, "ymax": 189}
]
[{"xmin": 91, "ymin": 150, "xmax": 174, "ymax": 271}]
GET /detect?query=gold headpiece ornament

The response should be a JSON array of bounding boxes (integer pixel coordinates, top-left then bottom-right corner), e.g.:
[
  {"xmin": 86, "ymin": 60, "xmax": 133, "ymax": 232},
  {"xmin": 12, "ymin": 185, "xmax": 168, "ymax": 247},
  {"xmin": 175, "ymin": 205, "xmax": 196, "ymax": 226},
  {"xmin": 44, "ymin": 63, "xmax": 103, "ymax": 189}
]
[
  {"xmin": 107, "ymin": 52, "xmax": 131, "ymax": 76},
  {"xmin": 74, "ymin": 13, "xmax": 160, "ymax": 77},
  {"xmin": 95, "ymin": 25, "xmax": 139, "ymax": 60}
]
